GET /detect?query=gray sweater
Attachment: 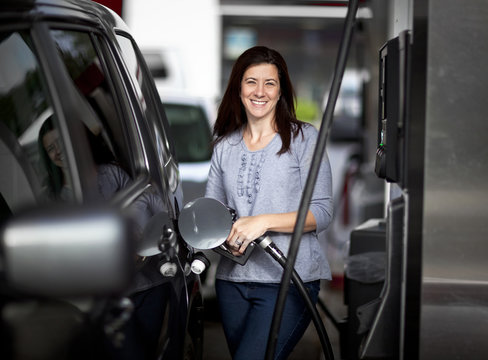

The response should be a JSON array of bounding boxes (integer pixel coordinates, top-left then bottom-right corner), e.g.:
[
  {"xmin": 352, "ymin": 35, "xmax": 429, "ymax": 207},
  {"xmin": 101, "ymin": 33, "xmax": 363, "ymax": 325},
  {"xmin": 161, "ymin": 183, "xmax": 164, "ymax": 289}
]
[{"xmin": 205, "ymin": 123, "xmax": 333, "ymax": 283}]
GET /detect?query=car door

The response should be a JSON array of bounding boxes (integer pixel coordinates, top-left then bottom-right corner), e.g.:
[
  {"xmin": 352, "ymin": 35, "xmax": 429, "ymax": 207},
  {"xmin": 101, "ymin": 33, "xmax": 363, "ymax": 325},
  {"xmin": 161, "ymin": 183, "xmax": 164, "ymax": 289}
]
[
  {"xmin": 1, "ymin": 0, "xmax": 205, "ymax": 356},
  {"xmin": 45, "ymin": 23, "xmax": 198, "ymax": 356},
  {"xmin": 0, "ymin": 23, "xmax": 118, "ymax": 360}
]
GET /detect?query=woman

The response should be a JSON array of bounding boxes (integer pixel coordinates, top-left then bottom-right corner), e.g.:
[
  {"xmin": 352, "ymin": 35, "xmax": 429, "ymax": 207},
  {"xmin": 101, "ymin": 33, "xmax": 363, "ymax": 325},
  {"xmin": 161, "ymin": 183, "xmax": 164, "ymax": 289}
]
[
  {"xmin": 38, "ymin": 115, "xmax": 73, "ymax": 201},
  {"xmin": 205, "ymin": 46, "xmax": 333, "ymax": 359}
]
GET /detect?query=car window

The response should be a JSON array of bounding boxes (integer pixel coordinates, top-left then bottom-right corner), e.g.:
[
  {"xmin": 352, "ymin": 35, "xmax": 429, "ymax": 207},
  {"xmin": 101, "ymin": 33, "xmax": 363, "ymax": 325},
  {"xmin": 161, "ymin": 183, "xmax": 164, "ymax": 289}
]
[
  {"xmin": 0, "ymin": 30, "xmax": 74, "ymax": 220},
  {"xmin": 163, "ymin": 103, "xmax": 212, "ymax": 162},
  {"xmin": 49, "ymin": 29, "xmax": 138, "ymax": 197},
  {"xmin": 115, "ymin": 34, "xmax": 180, "ymax": 193},
  {"xmin": 48, "ymin": 28, "xmax": 171, "ymax": 253}
]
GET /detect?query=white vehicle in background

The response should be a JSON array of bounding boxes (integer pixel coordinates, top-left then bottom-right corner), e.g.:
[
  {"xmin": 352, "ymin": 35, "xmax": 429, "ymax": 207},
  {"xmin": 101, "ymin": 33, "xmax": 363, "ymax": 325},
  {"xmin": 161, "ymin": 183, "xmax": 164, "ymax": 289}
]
[
  {"xmin": 157, "ymin": 91, "xmax": 217, "ymax": 203},
  {"xmin": 158, "ymin": 90, "xmax": 220, "ymax": 298}
]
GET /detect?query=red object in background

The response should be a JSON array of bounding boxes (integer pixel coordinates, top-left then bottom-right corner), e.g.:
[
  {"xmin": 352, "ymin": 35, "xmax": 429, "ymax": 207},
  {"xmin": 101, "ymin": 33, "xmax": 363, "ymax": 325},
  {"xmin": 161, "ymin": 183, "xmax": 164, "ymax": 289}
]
[{"xmin": 92, "ymin": 0, "xmax": 123, "ymax": 17}]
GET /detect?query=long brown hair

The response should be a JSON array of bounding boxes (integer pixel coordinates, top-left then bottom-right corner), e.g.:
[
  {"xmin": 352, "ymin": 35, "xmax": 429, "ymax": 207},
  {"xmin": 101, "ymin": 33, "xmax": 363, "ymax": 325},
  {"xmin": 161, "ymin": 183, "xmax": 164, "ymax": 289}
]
[{"xmin": 213, "ymin": 46, "xmax": 303, "ymax": 154}]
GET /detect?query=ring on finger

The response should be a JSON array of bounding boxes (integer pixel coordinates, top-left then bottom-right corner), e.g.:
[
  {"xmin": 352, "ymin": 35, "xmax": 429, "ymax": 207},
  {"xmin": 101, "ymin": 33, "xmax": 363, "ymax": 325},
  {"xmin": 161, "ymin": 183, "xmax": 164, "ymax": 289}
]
[{"xmin": 235, "ymin": 239, "xmax": 243, "ymax": 247}]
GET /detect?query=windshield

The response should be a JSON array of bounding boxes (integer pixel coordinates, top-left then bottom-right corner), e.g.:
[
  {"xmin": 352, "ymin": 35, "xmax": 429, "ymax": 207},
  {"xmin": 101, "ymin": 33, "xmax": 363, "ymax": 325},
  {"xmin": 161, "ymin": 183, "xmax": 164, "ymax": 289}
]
[{"xmin": 163, "ymin": 103, "xmax": 212, "ymax": 162}]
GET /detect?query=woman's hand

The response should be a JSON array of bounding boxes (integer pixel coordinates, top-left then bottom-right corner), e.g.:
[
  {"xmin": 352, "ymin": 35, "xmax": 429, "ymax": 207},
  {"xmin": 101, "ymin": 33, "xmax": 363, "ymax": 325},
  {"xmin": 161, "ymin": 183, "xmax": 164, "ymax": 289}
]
[
  {"xmin": 225, "ymin": 211, "xmax": 317, "ymax": 256},
  {"xmin": 226, "ymin": 215, "xmax": 268, "ymax": 255}
]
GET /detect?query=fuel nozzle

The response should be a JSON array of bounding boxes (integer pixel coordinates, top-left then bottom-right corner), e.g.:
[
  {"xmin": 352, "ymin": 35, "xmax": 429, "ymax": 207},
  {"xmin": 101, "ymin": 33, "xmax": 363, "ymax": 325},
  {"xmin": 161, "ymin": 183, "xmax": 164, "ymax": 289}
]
[
  {"xmin": 191, "ymin": 251, "xmax": 211, "ymax": 275},
  {"xmin": 255, "ymin": 235, "xmax": 286, "ymax": 266}
]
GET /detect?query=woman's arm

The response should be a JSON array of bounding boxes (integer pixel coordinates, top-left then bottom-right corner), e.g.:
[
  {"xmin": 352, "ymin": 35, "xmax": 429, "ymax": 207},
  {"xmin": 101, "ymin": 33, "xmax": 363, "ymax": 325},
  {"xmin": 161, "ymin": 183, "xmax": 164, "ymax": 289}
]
[{"xmin": 250, "ymin": 211, "xmax": 317, "ymax": 233}]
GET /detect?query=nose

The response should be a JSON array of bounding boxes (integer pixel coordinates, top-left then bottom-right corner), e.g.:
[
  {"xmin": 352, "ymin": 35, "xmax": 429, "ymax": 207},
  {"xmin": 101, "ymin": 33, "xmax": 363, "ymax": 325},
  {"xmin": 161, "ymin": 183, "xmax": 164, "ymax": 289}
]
[
  {"xmin": 254, "ymin": 82, "xmax": 265, "ymax": 97},
  {"xmin": 53, "ymin": 140, "xmax": 61, "ymax": 155}
]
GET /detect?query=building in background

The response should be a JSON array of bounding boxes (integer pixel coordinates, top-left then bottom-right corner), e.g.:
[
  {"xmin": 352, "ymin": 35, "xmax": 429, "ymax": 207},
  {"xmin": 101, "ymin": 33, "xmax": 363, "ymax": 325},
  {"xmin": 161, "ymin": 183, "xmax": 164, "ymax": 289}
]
[{"xmin": 122, "ymin": 0, "xmax": 221, "ymax": 100}]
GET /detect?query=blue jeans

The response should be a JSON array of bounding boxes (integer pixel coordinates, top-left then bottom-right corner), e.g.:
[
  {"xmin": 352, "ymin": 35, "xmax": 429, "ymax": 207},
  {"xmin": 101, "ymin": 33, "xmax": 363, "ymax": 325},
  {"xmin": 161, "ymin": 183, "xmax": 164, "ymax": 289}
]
[{"xmin": 215, "ymin": 279, "xmax": 320, "ymax": 360}]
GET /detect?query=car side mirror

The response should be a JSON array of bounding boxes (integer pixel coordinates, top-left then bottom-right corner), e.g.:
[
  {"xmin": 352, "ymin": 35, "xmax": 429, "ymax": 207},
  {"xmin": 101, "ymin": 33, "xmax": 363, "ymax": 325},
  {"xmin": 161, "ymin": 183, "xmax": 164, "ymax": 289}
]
[{"xmin": 1, "ymin": 206, "xmax": 134, "ymax": 297}]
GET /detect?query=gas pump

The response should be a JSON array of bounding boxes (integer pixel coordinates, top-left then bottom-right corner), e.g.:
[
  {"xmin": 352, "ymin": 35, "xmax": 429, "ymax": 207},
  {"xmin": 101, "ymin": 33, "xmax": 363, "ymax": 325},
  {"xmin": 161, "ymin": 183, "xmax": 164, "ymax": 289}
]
[
  {"xmin": 375, "ymin": 31, "xmax": 411, "ymax": 187},
  {"xmin": 343, "ymin": 30, "xmax": 412, "ymax": 359}
]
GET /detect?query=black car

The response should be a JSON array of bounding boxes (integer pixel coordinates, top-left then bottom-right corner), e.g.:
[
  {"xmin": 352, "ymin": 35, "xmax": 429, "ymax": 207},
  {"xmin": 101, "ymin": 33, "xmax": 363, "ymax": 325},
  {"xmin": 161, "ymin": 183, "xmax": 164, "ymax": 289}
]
[{"xmin": 0, "ymin": 0, "xmax": 203, "ymax": 359}]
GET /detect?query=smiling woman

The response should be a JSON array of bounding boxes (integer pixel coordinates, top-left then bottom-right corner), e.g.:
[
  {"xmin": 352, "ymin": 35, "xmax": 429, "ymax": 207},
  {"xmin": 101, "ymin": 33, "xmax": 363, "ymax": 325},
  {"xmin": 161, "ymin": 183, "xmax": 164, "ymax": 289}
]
[
  {"xmin": 38, "ymin": 116, "xmax": 73, "ymax": 202},
  {"xmin": 205, "ymin": 46, "xmax": 334, "ymax": 360}
]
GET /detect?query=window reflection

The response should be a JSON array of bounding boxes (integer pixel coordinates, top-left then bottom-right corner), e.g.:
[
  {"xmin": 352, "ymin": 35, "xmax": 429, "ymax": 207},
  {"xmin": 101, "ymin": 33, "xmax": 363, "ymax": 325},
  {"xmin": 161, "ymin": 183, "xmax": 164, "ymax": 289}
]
[
  {"xmin": 116, "ymin": 35, "xmax": 180, "ymax": 193},
  {"xmin": 49, "ymin": 29, "xmax": 169, "ymax": 268},
  {"xmin": 51, "ymin": 29, "xmax": 131, "ymax": 179},
  {"xmin": 0, "ymin": 32, "xmax": 48, "ymax": 129},
  {"xmin": 0, "ymin": 31, "xmax": 72, "ymax": 211}
]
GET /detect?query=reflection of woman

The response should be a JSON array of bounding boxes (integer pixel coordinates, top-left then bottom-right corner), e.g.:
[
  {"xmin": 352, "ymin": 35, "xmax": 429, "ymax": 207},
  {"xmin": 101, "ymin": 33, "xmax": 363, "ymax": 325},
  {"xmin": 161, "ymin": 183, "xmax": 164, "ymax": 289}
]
[
  {"xmin": 38, "ymin": 116, "xmax": 73, "ymax": 201},
  {"xmin": 205, "ymin": 46, "xmax": 333, "ymax": 359}
]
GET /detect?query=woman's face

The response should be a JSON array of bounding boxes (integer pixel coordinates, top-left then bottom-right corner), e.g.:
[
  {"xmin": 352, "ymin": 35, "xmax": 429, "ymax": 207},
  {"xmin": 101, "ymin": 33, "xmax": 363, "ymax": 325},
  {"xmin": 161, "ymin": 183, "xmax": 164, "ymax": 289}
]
[
  {"xmin": 240, "ymin": 63, "xmax": 281, "ymax": 123},
  {"xmin": 42, "ymin": 129, "xmax": 64, "ymax": 168}
]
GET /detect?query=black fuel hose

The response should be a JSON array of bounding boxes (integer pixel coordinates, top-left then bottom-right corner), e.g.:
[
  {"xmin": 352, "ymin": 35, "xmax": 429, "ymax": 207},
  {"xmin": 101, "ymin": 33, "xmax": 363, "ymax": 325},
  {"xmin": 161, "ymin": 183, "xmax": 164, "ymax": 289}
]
[
  {"xmin": 265, "ymin": 1, "xmax": 360, "ymax": 359},
  {"xmin": 256, "ymin": 236, "xmax": 334, "ymax": 360}
]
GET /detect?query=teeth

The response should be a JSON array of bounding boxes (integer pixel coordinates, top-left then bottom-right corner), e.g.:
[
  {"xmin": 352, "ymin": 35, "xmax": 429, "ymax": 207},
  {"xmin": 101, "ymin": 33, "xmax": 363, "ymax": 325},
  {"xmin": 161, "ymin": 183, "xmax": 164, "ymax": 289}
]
[{"xmin": 251, "ymin": 100, "xmax": 266, "ymax": 105}]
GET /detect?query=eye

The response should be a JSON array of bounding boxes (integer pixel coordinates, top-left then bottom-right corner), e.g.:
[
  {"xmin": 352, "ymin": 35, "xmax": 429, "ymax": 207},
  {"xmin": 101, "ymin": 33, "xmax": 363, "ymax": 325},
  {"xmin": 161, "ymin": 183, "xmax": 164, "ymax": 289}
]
[{"xmin": 46, "ymin": 144, "xmax": 56, "ymax": 153}]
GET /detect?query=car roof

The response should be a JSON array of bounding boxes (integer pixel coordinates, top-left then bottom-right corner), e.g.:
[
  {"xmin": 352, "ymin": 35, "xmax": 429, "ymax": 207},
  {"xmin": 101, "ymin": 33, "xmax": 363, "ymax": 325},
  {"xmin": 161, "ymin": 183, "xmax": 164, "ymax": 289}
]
[{"xmin": 0, "ymin": 0, "xmax": 130, "ymax": 34}]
